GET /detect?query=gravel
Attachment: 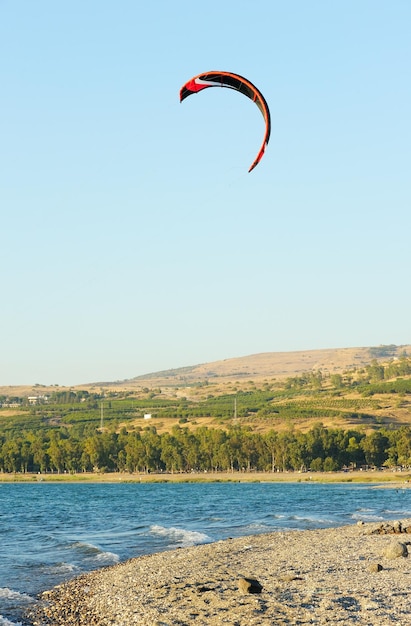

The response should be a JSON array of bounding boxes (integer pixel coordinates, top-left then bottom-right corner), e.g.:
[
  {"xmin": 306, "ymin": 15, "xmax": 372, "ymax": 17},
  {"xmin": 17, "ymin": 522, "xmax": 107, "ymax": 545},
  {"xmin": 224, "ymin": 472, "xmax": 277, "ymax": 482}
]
[{"xmin": 27, "ymin": 519, "xmax": 411, "ymax": 625}]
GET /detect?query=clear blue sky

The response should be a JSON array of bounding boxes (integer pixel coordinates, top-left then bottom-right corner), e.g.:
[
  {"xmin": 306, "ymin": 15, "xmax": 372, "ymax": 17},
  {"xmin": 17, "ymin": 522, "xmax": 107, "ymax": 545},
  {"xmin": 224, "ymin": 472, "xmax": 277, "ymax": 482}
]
[{"xmin": 1, "ymin": 1, "xmax": 410, "ymax": 386}]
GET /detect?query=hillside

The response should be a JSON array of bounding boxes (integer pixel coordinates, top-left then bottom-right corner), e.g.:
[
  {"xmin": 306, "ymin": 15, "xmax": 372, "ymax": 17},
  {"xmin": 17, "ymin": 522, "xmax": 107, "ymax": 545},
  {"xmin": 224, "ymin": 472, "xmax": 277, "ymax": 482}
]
[
  {"xmin": 1, "ymin": 344, "xmax": 410, "ymax": 398},
  {"xmin": 0, "ymin": 344, "xmax": 410, "ymax": 436},
  {"xmin": 101, "ymin": 344, "xmax": 411, "ymax": 390}
]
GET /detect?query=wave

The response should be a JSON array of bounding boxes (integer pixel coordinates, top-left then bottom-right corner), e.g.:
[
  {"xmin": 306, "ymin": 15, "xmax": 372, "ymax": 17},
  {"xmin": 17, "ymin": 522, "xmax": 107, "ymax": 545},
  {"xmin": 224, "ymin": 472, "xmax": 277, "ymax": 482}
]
[
  {"xmin": 351, "ymin": 512, "xmax": 384, "ymax": 522},
  {"xmin": 288, "ymin": 514, "xmax": 334, "ymax": 524},
  {"xmin": 92, "ymin": 551, "xmax": 120, "ymax": 564},
  {"xmin": 69, "ymin": 540, "xmax": 104, "ymax": 554},
  {"xmin": 0, "ymin": 588, "xmax": 33, "ymax": 626},
  {"xmin": 39, "ymin": 561, "xmax": 79, "ymax": 576},
  {"xmin": 0, "ymin": 588, "xmax": 32, "ymax": 603},
  {"xmin": 0, "ymin": 616, "xmax": 24, "ymax": 626},
  {"xmin": 150, "ymin": 525, "xmax": 210, "ymax": 547},
  {"xmin": 244, "ymin": 522, "xmax": 271, "ymax": 531},
  {"xmin": 69, "ymin": 541, "xmax": 120, "ymax": 565}
]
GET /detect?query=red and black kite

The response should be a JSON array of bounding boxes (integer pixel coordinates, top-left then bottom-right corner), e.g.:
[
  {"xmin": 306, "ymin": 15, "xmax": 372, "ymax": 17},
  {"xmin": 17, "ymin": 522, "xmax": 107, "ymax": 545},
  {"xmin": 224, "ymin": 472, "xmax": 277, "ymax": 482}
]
[{"xmin": 180, "ymin": 71, "xmax": 271, "ymax": 172}]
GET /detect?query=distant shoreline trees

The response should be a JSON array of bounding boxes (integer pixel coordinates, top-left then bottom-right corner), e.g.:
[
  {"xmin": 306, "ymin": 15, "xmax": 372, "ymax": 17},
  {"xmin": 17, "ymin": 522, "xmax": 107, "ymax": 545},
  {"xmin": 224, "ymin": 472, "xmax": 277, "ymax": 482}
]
[{"xmin": 1, "ymin": 423, "xmax": 411, "ymax": 475}]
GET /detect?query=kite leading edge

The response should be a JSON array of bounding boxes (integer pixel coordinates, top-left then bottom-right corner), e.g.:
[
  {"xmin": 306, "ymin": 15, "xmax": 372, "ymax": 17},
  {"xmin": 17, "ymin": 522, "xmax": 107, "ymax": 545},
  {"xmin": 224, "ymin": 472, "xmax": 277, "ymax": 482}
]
[{"xmin": 180, "ymin": 71, "xmax": 271, "ymax": 173}]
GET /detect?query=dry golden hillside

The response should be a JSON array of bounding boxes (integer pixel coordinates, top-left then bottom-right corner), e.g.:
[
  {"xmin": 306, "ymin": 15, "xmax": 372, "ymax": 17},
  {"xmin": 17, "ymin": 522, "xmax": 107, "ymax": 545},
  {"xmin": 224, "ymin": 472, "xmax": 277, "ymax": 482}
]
[
  {"xmin": 103, "ymin": 344, "xmax": 411, "ymax": 391},
  {"xmin": 1, "ymin": 344, "xmax": 410, "ymax": 398}
]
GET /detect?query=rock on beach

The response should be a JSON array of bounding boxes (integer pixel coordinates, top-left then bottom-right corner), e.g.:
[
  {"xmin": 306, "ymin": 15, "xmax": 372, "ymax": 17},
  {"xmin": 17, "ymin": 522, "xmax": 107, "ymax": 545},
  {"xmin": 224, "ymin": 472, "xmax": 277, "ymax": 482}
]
[{"xmin": 28, "ymin": 519, "xmax": 411, "ymax": 626}]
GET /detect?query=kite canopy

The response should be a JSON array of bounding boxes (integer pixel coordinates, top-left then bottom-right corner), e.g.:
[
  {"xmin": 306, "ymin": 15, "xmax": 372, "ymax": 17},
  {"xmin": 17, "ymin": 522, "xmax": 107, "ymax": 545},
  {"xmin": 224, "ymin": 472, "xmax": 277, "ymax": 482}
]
[{"xmin": 180, "ymin": 71, "xmax": 271, "ymax": 172}]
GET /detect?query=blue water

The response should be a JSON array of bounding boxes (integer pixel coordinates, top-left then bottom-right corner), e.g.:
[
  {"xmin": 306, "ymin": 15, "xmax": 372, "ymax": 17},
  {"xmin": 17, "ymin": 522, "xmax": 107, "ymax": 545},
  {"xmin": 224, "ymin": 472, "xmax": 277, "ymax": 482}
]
[{"xmin": 1, "ymin": 481, "xmax": 410, "ymax": 625}]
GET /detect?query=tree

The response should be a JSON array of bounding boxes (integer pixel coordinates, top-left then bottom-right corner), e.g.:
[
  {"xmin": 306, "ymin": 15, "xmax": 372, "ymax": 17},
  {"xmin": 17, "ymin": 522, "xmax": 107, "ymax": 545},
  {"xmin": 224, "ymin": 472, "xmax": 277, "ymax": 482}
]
[
  {"xmin": 179, "ymin": 429, "xmax": 201, "ymax": 471},
  {"xmin": 1, "ymin": 439, "xmax": 21, "ymax": 472},
  {"xmin": 31, "ymin": 436, "xmax": 49, "ymax": 473},
  {"xmin": 275, "ymin": 431, "xmax": 296, "ymax": 471},
  {"xmin": 125, "ymin": 433, "xmax": 146, "ymax": 473},
  {"xmin": 141, "ymin": 429, "xmax": 162, "ymax": 472},
  {"xmin": 310, "ymin": 457, "xmax": 323, "ymax": 471},
  {"xmin": 83, "ymin": 435, "xmax": 103, "ymax": 471},
  {"xmin": 64, "ymin": 438, "xmax": 83, "ymax": 473},
  {"xmin": 330, "ymin": 374, "xmax": 343, "ymax": 389},
  {"xmin": 323, "ymin": 456, "xmax": 339, "ymax": 472},
  {"xmin": 262, "ymin": 430, "xmax": 278, "ymax": 472},
  {"xmin": 366, "ymin": 360, "xmax": 384, "ymax": 382},
  {"xmin": 388, "ymin": 427, "xmax": 411, "ymax": 467},
  {"xmin": 241, "ymin": 432, "xmax": 259, "ymax": 471},
  {"xmin": 362, "ymin": 431, "xmax": 389, "ymax": 467},
  {"xmin": 305, "ymin": 423, "xmax": 326, "ymax": 465},
  {"xmin": 160, "ymin": 434, "xmax": 183, "ymax": 472},
  {"xmin": 48, "ymin": 435, "xmax": 67, "ymax": 473},
  {"xmin": 340, "ymin": 432, "xmax": 365, "ymax": 468}
]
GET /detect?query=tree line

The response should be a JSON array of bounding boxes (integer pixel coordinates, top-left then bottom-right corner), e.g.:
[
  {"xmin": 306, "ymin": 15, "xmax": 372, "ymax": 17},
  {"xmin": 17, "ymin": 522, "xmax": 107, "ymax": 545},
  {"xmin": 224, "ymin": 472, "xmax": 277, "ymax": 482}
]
[{"xmin": 1, "ymin": 423, "xmax": 411, "ymax": 475}]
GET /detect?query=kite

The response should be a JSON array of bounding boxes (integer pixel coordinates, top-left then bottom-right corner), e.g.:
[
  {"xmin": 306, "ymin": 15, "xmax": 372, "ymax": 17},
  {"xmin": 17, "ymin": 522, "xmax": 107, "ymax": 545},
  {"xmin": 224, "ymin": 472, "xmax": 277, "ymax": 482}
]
[{"xmin": 180, "ymin": 71, "xmax": 271, "ymax": 172}]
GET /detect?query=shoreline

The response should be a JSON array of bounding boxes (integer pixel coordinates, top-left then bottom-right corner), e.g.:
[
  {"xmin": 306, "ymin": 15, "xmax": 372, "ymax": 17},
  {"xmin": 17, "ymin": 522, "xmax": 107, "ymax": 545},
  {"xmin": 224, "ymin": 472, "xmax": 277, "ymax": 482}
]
[
  {"xmin": 28, "ymin": 518, "xmax": 411, "ymax": 625},
  {"xmin": 1, "ymin": 469, "xmax": 410, "ymax": 485}
]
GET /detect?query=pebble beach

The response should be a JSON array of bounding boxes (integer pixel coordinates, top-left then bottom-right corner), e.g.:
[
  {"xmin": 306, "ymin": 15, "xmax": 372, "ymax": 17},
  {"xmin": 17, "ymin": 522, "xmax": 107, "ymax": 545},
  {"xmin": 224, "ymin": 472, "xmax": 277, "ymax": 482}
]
[{"xmin": 28, "ymin": 518, "xmax": 411, "ymax": 625}]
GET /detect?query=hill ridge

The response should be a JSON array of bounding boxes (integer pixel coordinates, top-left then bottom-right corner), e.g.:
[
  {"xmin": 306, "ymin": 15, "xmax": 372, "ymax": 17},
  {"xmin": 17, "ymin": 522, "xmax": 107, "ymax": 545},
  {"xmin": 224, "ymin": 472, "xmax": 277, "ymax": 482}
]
[
  {"xmin": 120, "ymin": 344, "xmax": 410, "ymax": 388},
  {"xmin": 1, "ymin": 344, "xmax": 409, "ymax": 396}
]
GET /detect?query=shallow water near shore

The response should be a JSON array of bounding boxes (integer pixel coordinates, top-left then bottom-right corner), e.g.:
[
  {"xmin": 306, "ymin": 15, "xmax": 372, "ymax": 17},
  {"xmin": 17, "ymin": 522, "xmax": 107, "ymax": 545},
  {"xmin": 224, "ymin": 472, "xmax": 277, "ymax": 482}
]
[{"xmin": 1, "ymin": 481, "xmax": 410, "ymax": 624}]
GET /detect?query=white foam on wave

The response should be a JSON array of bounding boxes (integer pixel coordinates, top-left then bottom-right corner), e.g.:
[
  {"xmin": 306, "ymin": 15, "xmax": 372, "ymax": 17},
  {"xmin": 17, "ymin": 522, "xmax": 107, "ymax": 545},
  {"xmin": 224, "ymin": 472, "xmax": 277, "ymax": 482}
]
[
  {"xmin": 150, "ymin": 525, "xmax": 210, "ymax": 547},
  {"xmin": 352, "ymin": 512, "xmax": 384, "ymax": 522},
  {"xmin": 93, "ymin": 551, "xmax": 120, "ymax": 564},
  {"xmin": 0, "ymin": 589, "xmax": 32, "ymax": 626},
  {"xmin": 289, "ymin": 514, "xmax": 333, "ymax": 524},
  {"xmin": 245, "ymin": 522, "xmax": 271, "ymax": 531},
  {"xmin": 70, "ymin": 541, "xmax": 120, "ymax": 564},
  {"xmin": 70, "ymin": 540, "xmax": 102, "ymax": 554},
  {"xmin": 41, "ymin": 561, "xmax": 79, "ymax": 575},
  {"xmin": 0, "ymin": 589, "xmax": 32, "ymax": 603}
]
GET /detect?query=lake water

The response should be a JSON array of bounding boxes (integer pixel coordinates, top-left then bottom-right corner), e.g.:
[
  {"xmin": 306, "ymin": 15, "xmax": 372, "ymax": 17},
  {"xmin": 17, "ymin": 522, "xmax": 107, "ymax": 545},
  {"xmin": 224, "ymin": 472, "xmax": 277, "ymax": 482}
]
[{"xmin": 1, "ymin": 480, "xmax": 410, "ymax": 625}]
